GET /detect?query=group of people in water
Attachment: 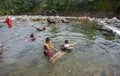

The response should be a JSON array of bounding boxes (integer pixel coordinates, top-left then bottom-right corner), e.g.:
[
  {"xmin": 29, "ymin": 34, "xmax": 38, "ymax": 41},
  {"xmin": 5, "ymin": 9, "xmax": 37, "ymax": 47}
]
[
  {"xmin": 0, "ymin": 16, "xmax": 75, "ymax": 63},
  {"xmin": 44, "ymin": 37, "xmax": 77, "ymax": 63},
  {"xmin": 25, "ymin": 26, "xmax": 46, "ymax": 42}
]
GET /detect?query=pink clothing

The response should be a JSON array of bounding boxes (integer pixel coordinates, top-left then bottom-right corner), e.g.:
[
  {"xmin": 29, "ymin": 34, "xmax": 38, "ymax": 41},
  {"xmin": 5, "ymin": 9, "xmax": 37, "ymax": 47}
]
[{"xmin": 44, "ymin": 51, "xmax": 53, "ymax": 57}]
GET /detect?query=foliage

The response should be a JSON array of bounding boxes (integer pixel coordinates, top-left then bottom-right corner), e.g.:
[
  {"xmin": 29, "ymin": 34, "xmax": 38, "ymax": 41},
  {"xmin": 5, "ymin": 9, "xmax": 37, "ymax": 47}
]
[
  {"xmin": 43, "ymin": 0, "xmax": 120, "ymax": 14},
  {"xmin": 0, "ymin": 0, "xmax": 41, "ymax": 15},
  {"xmin": 0, "ymin": 0, "xmax": 120, "ymax": 15}
]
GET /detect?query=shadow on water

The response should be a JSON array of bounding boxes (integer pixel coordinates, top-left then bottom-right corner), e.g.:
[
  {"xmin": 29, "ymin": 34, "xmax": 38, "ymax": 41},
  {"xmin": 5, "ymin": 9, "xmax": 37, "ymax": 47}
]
[{"xmin": 0, "ymin": 18, "xmax": 120, "ymax": 76}]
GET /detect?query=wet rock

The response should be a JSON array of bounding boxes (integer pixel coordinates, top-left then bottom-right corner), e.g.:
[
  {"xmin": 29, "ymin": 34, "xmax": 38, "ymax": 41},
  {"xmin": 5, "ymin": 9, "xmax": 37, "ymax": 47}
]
[{"xmin": 98, "ymin": 26, "xmax": 113, "ymax": 33}]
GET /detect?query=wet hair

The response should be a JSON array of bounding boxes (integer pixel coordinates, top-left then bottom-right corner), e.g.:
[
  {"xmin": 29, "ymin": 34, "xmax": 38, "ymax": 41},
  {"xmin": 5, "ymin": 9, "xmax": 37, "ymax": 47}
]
[
  {"xmin": 65, "ymin": 40, "xmax": 69, "ymax": 44},
  {"xmin": 30, "ymin": 34, "xmax": 35, "ymax": 41},
  {"xmin": 46, "ymin": 37, "xmax": 50, "ymax": 42},
  {"xmin": 43, "ymin": 27, "xmax": 46, "ymax": 30},
  {"xmin": 30, "ymin": 34, "xmax": 34, "ymax": 38}
]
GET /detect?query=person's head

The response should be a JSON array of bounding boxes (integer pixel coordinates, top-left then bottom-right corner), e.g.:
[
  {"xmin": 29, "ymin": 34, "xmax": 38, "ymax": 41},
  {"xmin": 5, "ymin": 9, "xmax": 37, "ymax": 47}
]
[
  {"xmin": 30, "ymin": 34, "xmax": 34, "ymax": 38},
  {"xmin": 43, "ymin": 27, "xmax": 46, "ymax": 30},
  {"xmin": 46, "ymin": 37, "xmax": 51, "ymax": 44},
  {"xmin": 64, "ymin": 40, "xmax": 69, "ymax": 44},
  {"xmin": 30, "ymin": 34, "xmax": 35, "ymax": 41}
]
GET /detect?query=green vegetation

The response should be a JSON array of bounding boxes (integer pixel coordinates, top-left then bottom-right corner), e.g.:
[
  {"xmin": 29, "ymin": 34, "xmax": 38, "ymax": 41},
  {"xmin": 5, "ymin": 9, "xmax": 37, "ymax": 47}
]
[
  {"xmin": 0, "ymin": 0, "xmax": 120, "ymax": 15},
  {"xmin": 0, "ymin": 0, "xmax": 41, "ymax": 15}
]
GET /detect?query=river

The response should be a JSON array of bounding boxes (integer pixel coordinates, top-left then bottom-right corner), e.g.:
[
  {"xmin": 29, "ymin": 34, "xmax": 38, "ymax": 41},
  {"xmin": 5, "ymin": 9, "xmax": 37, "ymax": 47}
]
[{"xmin": 0, "ymin": 16, "xmax": 120, "ymax": 76}]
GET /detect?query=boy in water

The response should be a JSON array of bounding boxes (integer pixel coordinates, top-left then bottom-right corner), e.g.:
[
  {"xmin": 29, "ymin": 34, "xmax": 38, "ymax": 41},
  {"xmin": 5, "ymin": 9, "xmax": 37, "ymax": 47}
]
[
  {"xmin": 50, "ymin": 40, "xmax": 77, "ymax": 63},
  {"xmin": 44, "ymin": 37, "xmax": 58, "ymax": 58}
]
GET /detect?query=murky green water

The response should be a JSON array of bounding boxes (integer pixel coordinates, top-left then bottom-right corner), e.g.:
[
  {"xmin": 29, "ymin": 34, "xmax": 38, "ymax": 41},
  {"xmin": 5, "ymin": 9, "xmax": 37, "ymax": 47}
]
[{"xmin": 0, "ymin": 19, "xmax": 120, "ymax": 76}]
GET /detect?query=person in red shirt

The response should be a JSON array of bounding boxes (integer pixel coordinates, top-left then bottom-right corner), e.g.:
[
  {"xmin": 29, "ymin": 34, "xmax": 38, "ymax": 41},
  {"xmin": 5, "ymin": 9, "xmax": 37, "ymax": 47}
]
[{"xmin": 5, "ymin": 18, "xmax": 12, "ymax": 28}]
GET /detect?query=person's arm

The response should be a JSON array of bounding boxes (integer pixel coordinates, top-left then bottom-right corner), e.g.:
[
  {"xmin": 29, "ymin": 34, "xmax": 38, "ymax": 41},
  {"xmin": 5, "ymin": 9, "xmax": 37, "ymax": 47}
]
[
  {"xmin": 32, "ymin": 25, "xmax": 37, "ymax": 29},
  {"xmin": 32, "ymin": 25, "xmax": 42, "ymax": 31},
  {"xmin": 50, "ymin": 45, "xmax": 59, "ymax": 52}
]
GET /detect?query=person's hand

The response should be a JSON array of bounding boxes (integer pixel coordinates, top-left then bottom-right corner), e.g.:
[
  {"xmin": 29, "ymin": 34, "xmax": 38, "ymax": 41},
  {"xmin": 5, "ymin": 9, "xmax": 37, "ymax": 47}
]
[{"xmin": 53, "ymin": 50, "xmax": 58, "ymax": 54}]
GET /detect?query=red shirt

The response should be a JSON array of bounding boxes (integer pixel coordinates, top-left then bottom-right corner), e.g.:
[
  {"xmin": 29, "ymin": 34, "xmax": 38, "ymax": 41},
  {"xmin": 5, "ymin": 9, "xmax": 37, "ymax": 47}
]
[{"xmin": 5, "ymin": 19, "xmax": 12, "ymax": 28}]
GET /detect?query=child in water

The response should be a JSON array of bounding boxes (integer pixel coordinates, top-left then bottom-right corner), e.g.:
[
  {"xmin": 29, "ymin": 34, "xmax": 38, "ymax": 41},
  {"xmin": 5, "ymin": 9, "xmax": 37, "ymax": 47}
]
[
  {"xmin": 50, "ymin": 40, "xmax": 77, "ymax": 63},
  {"xmin": 25, "ymin": 34, "xmax": 36, "ymax": 42},
  {"xmin": 44, "ymin": 37, "xmax": 58, "ymax": 58}
]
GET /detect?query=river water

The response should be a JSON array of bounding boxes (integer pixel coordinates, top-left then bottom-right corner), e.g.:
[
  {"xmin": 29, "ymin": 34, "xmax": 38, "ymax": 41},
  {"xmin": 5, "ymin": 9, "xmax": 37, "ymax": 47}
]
[{"xmin": 0, "ymin": 16, "xmax": 120, "ymax": 76}]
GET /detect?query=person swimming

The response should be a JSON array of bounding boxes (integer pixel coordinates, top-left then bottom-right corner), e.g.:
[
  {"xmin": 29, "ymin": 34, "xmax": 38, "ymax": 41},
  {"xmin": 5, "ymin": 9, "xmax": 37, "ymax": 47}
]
[
  {"xmin": 25, "ymin": 34, "xmax": 36, "ymax": 42},
  {"xmin": 60, "ymin": 40, "xmax": 73, "ymax": 52},
  {"xmin": 32, "ymin": 25, "xmax": 46, "ymax": 31},
  {"xmin": 50, "ymin": 40, "xmax": 77, "ymax": 63},
  {"xmin": 44, "ymin": 37, "xmax": 58, "ymax": 57}
]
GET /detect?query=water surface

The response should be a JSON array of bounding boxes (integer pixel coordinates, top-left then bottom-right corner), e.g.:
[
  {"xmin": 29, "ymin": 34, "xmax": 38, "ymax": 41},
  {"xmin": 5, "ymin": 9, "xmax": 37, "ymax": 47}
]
[{"xmin": 0, "ymin": 18, "xmax": 120, "ymax": 76}]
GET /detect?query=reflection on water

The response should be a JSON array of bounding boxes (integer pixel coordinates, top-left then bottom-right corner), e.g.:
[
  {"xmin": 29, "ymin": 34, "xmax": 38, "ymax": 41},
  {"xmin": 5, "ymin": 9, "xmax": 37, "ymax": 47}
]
[{"xmin": 0, "ymin": 19, "xmax": 120, "ymax": 76}]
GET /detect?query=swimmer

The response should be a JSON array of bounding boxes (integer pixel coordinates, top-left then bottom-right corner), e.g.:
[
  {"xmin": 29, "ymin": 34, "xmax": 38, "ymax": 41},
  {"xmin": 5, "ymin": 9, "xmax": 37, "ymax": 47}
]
[
  {"xmin": 50, "ymin": 40, "xmax": 77, "ymax": 63},
  {"xmin": 44, "ymin": 37, "xmax": 58, "ymax": 58},
  {"xmin": 32, "ymin": 25, "xmax": 46, "ymax": 31},
  {"xmin": 25, "ymin": 34, "xmax": 36, "ymax": 42}
]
